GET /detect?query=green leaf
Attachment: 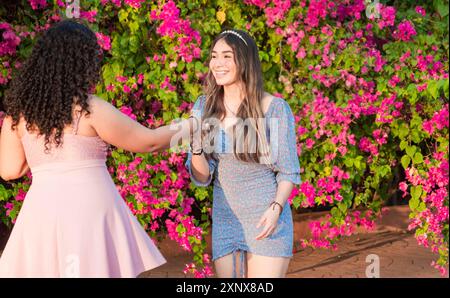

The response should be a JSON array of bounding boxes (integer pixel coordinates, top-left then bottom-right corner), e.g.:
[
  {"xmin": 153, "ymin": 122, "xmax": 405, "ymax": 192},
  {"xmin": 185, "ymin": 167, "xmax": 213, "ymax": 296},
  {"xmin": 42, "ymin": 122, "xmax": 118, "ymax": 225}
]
[
  {"xmin": 354, "ymin": 159, "xmax": 362, "ymax": 170},
  {"xmin": 119, "ymin": 36, "xmax": 128, "ymax": 49},
  {"xmin": 410, "ymin": 116, "xmax": 423, "ymax": 129},
  {"xmin": 129, "ymin": 21, "xmax": 139, "ymax": 34},
  {"xmin": 338, "ymin": 202, "xmax": 347, "ymax": 213},
  {"xmin": 401, "ymin": 155, "xmax": 411, "ymax": 169},
  {"xmin": 407, "ymin": 84, "xmax": 418, "ymax": 104},
  {"xmin": 437, "ymin": 1, "xmax": 449, "ymax": 17},
  {"xmin": 330, "ymin": 207, "xmax": 340, "ymax": 217},
  {"xmin": 406, "ymin": 146, "xmax": 417, "ymax": 158},
  {"xmin": 411, "ymin": 130, "xmax": 422, "ymax": 144},
  {"xmin": 409, "ymin": 197, "xmax": 419, "ymax": 211},
  {"xmin": 118, "ymin": 10, "xmax": 129, "ymax": 24},
  {"xmin": 399, "ymin": 140, "xmax": 408, "ymax": 150},
  {"xmin": 129, "ymin": 36, "xmax": 139, "ymax": 53},
  {"xmin": 344, "ymin": 157, "xmax": 354, "ymax": 167},
  {"xmin": 428, "ymin": 80, "xmax": 439, "ymax": 99},
  {"xmin": 417, "ymin": 202, "xmax": 426, "ymax": 212},
  {"xmin": 194, "ymin": 188, "xmax": 209, "ymax": 201},
  {"xmin": 176, "ymin": 224, "xmax": 186, "ymax": 234},
  {"xmin": 137, "ymin": 202, "xmax": 143, "ymax": 211},
  {"xmin": 411, "ymin": 185, "xmax": 423, "ymax": 201},
  {"xmin": 398, "ymin": 123, "xmax": 409, "ymax": 139},
  {"xmin": 378, "ymin": 165, "xmax": 391, "ymax": 178},
  {"xmin": 413, "ymin": 152, "xmax": 424, "ymax": 164}
]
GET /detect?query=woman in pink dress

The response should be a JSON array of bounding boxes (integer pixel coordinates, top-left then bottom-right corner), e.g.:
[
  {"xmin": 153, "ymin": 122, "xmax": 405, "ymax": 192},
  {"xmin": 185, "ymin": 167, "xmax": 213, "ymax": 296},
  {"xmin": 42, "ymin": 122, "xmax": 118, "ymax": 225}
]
[{"xmin": 0, "ymin": 20, "xmax": 190, "ymax": 277}]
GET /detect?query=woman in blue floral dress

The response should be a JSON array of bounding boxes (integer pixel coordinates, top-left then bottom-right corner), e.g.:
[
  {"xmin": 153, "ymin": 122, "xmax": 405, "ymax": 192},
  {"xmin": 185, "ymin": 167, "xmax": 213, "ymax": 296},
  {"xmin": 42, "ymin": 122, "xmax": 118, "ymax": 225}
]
[{"xmin": 186, "ymin": 29, "xmax": 301, "ymax": 278}]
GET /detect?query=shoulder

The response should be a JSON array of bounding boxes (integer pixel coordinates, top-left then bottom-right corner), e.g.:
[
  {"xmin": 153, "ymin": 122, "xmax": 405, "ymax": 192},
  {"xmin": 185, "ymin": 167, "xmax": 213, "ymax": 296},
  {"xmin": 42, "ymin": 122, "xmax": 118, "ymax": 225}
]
[
  {"xmin": 194, "ymin": 95, "xmax": 206, "ymax": 108},
  {"xmin": 1, "ymin": 115, "xmax": 14, "ymax": 131},
  {"xmin": 261, "ymin": 94, "xmax": 274, "ymax": 114},
  {"xmin": 81, "ymin": 95, "xmax": 122, "ymax": 129},
  {"xmin": 86, "ymin": 94, "xmax": 120, "ymax": 118},
  {"xmin": 191, "ymin": 95, "xmax": 207, "ymax": 116},
  {"xmin": 2, "ymin": 115, "xmax": 24, "ymax": 137},
  {"xmin": 88, "ymin": 94, "xmax": 110, "ymax": 110},
  {"xmin": 265, "ymin": 95, "xmax": 293, "ymax": 117}
]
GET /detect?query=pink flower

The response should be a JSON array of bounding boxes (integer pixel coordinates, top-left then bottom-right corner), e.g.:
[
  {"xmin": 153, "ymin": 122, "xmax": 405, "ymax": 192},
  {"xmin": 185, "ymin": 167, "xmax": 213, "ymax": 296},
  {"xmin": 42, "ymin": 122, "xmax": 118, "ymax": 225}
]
[
  {"xmin": 119, "ymin": 106, "xmax": 137, "ymax": 120},
  {"xmin": 15, "ymin": 189, "xmax": 27, "ymax": 201},
  {"xmin": 368, "ymin": 49, "xmax": 386, "ymax": 72},
  {"xmin": 95, "ymin": 32, "xmax": 111, "ymax": 51},
  {"xmin": 28, "ymin": 0, "xmax": 47, "ymax": 10},
  {"xmin": 116, "ymin": 75, "xmax": 128, "ymax": 83},
  {"xmin": 423, "ymin": 120, "xmax": 434, "ymax": 135},
  {"xmin": 337, "ymin": 145, "xmax": 347, "ymax": 156},
  {"xmin": 169, "ymin": 61, "xmax": 177, "ymax": 68},
  {"xmin": 80, "ymin": 10, "xmax": 97, "ymax": 23},
  {"xmin": 399, "ymin": 51, "xmax": 411, "ymax": 62},
  {"xmin": 297, "ymin": 125, "xmax": 308, "ymax": 136},
  {"xmin": 124, "ymin": 0, "xmax": 145, "ymax": 9},
  {"xmin": 373, "ymin": 129, "xmax": 388, "ymax": 145},
  {"xmin": 123, "ymin": 85, "xmax": 131, "ymax": 93},
  {"xmin": 423, "ymin": 105, "xmax": 449, "ymax": 135},
  {"xmin": 305, "ymin": 138, "xmax": 315, "ymax": 149},
  {"xmin": 359, "ymin": 137, "xmax": 378, "ymax": 155},
  {"xmin": 304, "ymin": 0, "xmax": 328, "ymax": 28},
  {"xmin": 0, "ymin": 25, "xmax": 21, "ymax": 57},
  {"xmin": 264, "ymin": 0, "xmax": 291, "ymax": 27},
  {"xmin": 150, "ymin": 1, "xmax": 202, "ymax": 62},
  {"xmin": 415, "ymin": 6, "xmax": 426, "ymax": 16},
  {"xmin": 160, "ymin": 76, "xmax": 176, "ymax": 91},
  {"xmin": 5, "ymin": 202, "xmax": 14, "ymax": 217},
  {"xmin": 299, "ymin": 181, "xmax": 316, "ymax": 208},
  {"xmin": 378, "ymin": 5, "xmax": 396, "ymax": 29},
  {"xmin": 296, "ymin": 47, "xmax": 306, "ymax": 59},
  {"xmin": 287, "ymin": 187, "xmax": 299, "ymax": 205},
  {"xmin": 389, "ymin": 75, "xmax": 401, "ymax": 87},
  {"xmin": 393, "ymin": 20, "xmax": 417, "ymax": 42},
  {"xmin": 243, "ymin": 0, "xmax": 270, "ymax": 8},
  {"xmin": 332, "ymin": 166, "xmax": 349, "ymax": 180},
  {"xmin": 416, "ymin": 83, "xmax": 427, "ymax": 92},
  {"xmin": 399, "ymin": 181, "xmax": 408, "ymax": 198}
]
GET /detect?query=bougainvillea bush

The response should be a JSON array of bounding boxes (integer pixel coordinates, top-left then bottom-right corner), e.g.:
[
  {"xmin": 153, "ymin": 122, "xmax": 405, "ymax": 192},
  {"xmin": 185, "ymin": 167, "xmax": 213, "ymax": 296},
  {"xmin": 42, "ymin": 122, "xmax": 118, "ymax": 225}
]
[{"xmin": 0, "ymin": 0, "xmax": 448, "ymax": 276}]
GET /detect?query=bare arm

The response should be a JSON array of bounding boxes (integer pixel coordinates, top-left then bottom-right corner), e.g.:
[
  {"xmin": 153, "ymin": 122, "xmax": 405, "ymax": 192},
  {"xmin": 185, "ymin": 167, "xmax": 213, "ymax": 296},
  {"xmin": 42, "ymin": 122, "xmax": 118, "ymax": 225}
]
[
  {"xmin": 0, "ymin": 116, "xmax": 29, "ymax": 181},
  {"xmin": 274, "ymin": 181, "xmax": 294, "ymax": 207},
  {"xmin": 190, "ymin": 154, "xmax": 212, "ymax": 184},
  {"xmin": 88, "ymin": 96, "xmax": 189, "ymax": 153}
]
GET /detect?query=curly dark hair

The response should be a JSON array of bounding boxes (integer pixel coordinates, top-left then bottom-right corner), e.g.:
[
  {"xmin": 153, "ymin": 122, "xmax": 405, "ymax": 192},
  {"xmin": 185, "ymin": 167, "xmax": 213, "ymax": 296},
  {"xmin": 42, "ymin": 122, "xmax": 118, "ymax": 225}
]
[{"xmin": 3, "ymin": 19, "xmax": 101, "ymax": 152}]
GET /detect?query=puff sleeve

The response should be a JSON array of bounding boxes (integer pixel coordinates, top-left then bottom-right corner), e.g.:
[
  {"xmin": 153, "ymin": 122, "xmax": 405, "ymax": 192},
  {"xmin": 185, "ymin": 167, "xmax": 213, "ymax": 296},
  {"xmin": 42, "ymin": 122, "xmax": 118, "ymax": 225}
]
[{"xmin": 269, "ymin": 99, "xmax": 301, "ymax": 185}]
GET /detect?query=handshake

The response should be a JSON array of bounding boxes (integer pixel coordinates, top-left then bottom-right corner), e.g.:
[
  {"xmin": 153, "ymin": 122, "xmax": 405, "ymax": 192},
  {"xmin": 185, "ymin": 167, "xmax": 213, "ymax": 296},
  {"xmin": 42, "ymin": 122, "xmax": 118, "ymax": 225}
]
[{"xmin": 167, "ymin": 111, "xmax": 204, "ymax": 156}]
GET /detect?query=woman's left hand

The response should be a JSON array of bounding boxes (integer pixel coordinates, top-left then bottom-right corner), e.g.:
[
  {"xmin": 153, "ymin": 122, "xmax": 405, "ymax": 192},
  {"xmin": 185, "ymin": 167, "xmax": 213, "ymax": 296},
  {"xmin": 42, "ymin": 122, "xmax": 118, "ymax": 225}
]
[{"xmin": 255, "ymin": 206, "xmax": 281, "ymax": 240}]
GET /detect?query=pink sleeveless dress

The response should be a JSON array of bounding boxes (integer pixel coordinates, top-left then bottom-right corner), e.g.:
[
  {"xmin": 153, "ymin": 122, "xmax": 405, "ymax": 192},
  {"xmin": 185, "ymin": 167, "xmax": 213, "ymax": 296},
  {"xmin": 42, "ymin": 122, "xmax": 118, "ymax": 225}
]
[{"xmin": 0, "ymin": 113, "xmax": 166, "ymax": 277}]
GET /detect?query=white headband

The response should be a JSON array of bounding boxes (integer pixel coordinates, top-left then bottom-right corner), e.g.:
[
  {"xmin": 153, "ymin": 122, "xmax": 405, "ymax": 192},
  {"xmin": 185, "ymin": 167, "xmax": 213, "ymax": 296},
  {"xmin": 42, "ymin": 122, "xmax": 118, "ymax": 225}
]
[{"xmin": 221, "ymin": 30, "xmax": 248, "ymax": 46}]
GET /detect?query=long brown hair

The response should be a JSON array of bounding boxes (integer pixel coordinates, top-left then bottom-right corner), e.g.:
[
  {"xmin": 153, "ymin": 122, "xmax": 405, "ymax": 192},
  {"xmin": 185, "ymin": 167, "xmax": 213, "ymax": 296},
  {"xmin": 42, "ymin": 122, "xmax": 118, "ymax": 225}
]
[{"xmin": 202, "ymin": 29, "xmax": 270, "ymax": 164}]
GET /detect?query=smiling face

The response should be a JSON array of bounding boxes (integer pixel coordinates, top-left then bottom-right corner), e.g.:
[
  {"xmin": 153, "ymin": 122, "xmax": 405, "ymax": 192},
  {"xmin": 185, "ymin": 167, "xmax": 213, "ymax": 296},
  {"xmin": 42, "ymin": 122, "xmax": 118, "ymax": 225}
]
[{"xmin": 209, "ymin": 38, "xmax": 239, "ymax": 87}]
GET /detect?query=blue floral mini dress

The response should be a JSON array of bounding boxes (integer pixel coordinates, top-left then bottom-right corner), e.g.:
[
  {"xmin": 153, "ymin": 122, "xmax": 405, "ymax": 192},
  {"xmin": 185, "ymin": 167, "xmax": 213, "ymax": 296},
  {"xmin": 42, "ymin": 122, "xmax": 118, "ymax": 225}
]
[{"xmin": 186, "ymin": 95, "xmax": 301, "ymax": 277}]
